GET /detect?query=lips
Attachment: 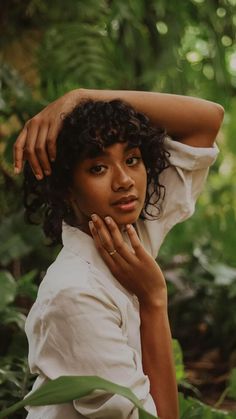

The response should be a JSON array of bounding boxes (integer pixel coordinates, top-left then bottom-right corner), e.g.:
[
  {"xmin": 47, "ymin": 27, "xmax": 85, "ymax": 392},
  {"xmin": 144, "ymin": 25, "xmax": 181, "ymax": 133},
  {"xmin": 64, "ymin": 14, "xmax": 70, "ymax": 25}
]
[{"xmin": 112, "ymin": 195, "xmax": 137, "ymax": 205}]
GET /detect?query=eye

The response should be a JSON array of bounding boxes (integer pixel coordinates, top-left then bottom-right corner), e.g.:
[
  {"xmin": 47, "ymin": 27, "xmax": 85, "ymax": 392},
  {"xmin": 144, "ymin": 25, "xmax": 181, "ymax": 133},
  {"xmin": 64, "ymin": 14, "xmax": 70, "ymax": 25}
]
[
  {"xmin": 126, "ymin": 156, "xmax": 142, "ymax": 165},
  {"xmin": 90, "ymin": 165, "xmax": 105, "ymax": 174},
  {"xmin": 89, "ymin": 156, "xmax": 142, "ymax": 175}
]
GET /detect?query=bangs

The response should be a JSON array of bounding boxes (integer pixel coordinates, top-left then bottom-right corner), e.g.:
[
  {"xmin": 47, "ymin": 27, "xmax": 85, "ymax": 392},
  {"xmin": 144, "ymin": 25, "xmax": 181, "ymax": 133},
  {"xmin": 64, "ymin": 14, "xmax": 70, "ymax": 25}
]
[{"xmin": 79, "ymin": 135, "xmax": 142, "ymax": 161}]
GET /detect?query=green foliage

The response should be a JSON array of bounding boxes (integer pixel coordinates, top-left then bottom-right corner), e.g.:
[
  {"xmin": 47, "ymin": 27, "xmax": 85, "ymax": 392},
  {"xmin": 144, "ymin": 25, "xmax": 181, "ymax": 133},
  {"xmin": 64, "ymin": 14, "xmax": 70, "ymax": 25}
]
[
  {"xmin": 162, "ymin": 240, "xmax": 236, "ymax": 354},
  {"xmin": 1, "ymin": 0, "xmax": 236, "ymax": 417},
  {"xmin": 173, "ymin": 338, "xmax": 186, "ymax": 383},
  {"xmin": 32, "ymin": 0, "xmax": 235, "ymax": 102},
  {"xmin": 0, "ymin": 212, "xmax": 45, "ymax": 265},
  {"xmin": 228, "ymin": 369, "xmax": 236, "ymax": 401},
  {"xmin": 0, "ymin": 374, "xmax": 235, "ymax": 419},
  {"xmin": 0, "ymin": 271, "xmax": 16, "ymax": 309},
  {"xmin": 0, "ymin": 355, "xmax": 30, "ymax": 414},
  {"xmin": 0, "ymin": 334, "xmax": 234, "ymax": 418},
  {"xmin": 0, "ymin": 375, "xmax": 159, "ymax": 419},
  {"xmin": 0, "ymin": 265, "xmax": 38, "ymax": 413},
  {"xmin": 179, "ymin": 393, "xmax": 236, "ymax": 419}
]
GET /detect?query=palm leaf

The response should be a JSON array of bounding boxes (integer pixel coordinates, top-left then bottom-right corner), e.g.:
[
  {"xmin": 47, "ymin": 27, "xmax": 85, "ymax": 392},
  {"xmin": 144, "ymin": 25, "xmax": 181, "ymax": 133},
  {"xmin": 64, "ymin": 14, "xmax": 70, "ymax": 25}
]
[{"xmin": 0, "ymin": 375, "xmax": 158, "ymax": 419}]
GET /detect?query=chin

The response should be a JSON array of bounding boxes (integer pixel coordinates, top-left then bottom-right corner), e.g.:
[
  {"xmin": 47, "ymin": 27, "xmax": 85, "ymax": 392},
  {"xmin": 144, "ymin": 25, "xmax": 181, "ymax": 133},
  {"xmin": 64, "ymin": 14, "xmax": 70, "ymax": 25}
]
[{"xmin": 116, "ymin": 213, "xmax": 140, "ymax": 226}]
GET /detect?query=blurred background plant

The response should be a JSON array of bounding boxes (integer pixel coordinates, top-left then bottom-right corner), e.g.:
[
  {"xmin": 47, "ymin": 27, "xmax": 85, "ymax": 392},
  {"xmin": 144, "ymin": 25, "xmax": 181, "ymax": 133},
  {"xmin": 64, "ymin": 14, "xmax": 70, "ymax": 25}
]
[{"xmin": 0, "ymin": 0, "xmax": 236, "ymax": 417}]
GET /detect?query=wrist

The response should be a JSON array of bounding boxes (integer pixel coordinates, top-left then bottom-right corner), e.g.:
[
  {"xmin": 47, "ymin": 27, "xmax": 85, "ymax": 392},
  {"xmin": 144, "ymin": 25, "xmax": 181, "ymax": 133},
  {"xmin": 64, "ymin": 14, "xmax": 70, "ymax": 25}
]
[{"xmin": 139, "ymin": 295, "xmax": 168, "ymax": 316}]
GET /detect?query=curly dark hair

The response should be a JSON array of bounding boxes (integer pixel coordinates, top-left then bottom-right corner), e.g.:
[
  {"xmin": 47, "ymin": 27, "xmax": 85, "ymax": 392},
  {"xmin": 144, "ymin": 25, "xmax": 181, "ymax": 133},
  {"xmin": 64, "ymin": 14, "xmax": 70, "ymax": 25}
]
[{"xmin": 23, "ymin": 98, "xmax": 170, "ymax": 245}]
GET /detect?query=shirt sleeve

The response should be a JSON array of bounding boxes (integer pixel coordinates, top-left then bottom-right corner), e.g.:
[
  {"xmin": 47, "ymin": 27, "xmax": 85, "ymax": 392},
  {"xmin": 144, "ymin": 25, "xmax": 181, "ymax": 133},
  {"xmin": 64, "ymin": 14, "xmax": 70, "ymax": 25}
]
[
  {"xmin": 29, "ymin": 285, "xmax": 157, "ymax": 418},
  {"xmin": 138, "ymin": 136, "xmax": 219, "ymax": 258}
]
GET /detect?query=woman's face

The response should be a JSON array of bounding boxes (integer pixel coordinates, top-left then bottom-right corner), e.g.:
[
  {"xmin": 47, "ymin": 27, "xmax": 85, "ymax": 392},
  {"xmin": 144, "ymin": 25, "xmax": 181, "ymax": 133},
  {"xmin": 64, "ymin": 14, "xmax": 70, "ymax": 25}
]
[{"xmin": 69, "ymin": 141, "xmax": 147, "ymax": 237}]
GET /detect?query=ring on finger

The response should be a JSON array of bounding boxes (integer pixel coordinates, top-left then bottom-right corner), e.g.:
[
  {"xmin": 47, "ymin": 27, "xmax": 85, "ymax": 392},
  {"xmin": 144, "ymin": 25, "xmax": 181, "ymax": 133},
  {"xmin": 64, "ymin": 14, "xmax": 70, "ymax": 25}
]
[{"xmin": 108, "ymin": 249, "xmax": 117, "ymax": 256}]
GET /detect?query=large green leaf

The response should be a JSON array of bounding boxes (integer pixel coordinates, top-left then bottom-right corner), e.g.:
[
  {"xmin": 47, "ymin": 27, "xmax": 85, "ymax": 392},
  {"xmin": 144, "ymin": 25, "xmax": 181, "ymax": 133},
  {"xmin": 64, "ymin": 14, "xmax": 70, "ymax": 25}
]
[
  {"xmin": 1, "ymin": 375, "xmax": 234, "ymax": 419},
  {"xmin": 0, "ymin": 271, "xmax": 17, "ymax": 310},
  {"xmin": 0, "ymin": 307, "xmax": 26, "ymax": 329},
  {"xmin": 228, "ymin": 368, "xmax": 236, "ymax": 400},
  {"xmin": 173, "ymin": 338, "xmax": 186, "ymax": 383},
  {"xmin": 0, "ymin": 375, "xmax": 159, "ymax": 419},
  {"xmin": 178, "ymin": 392, "xmax": 236, "ymax": 419},
  {"xmin": 16, "ymin": 269, "xmax": 38, "ymax": 300}
]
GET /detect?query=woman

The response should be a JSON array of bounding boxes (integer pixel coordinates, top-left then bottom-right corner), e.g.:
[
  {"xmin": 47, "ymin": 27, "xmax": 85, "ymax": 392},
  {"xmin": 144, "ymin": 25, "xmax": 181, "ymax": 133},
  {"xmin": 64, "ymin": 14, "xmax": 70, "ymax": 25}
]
[{"xmin": 15, "ymin": 89, "xmax": 224, "ymax": 419}]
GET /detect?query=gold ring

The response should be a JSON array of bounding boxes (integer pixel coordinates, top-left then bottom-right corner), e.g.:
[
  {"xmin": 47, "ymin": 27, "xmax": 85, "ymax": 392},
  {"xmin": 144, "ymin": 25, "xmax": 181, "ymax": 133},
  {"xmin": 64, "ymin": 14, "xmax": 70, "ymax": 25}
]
[{"xmin": 109, "ymin": 249, "xmax": 117, "ymax": 256}]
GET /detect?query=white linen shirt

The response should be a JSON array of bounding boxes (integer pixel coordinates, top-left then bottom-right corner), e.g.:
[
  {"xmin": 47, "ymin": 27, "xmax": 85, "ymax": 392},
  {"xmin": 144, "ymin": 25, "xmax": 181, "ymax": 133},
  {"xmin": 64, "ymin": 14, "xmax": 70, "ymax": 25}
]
[{"xmin": 24, "ymin": 137, "xmax": 219, "ymax": 418}]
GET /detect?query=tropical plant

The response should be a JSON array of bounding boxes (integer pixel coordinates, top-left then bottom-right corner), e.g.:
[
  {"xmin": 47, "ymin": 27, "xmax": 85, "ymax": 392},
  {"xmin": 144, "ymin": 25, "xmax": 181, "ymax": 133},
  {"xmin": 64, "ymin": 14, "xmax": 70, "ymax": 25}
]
[{"xmin": 1, "ymin": 0, "xmax": 236, "ymax": 416}]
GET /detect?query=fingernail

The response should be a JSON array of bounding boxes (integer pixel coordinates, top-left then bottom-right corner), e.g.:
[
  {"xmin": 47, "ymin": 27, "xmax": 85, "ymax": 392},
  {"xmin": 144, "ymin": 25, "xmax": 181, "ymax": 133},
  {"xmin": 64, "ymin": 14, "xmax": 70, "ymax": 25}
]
[
  {"xmin": 89, "ymin": 221, "xmax": 94, "ymax": 230},
  {"xmin": 44, "ymin": 170, "xmax": 51, "ymax": 176},
  {"xmin": 50, "ymin": 157, "xmax": 55, "ymax": 162},
  {"xmin": 14, "ymin": 167, "xmax": 20, "ymax": 174},
  {"xmin": 105, "ymin": 216, "xmax": 111, "ymax": 224},
  {"xmin": 126, "ymin": 224, "xmax": 131, "ymax": 229},
  {"xmin": 91, "ymin": 214, "xmax": 97, "ymax": 222},
  {"xmin": 36, "ymin": 174, "xmax": 43, "ymax": 180}
]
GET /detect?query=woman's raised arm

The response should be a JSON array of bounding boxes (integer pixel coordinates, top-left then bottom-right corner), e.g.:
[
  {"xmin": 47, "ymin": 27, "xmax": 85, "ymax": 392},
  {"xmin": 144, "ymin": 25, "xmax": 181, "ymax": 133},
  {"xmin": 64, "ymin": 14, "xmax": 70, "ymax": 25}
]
[
  {"xmin": 81, "ymin": 88, "xmax": 224, "ymax": 147},
  {"xmin": 13, "ymin": 88, "xmax": 224, "ymax": 178}
]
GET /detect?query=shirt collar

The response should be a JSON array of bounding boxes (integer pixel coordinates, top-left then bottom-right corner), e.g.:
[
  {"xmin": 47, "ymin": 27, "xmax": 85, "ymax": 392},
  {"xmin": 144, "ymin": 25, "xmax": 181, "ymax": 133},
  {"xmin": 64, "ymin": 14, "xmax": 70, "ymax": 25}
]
[{"xmin": 61, "ymin": 220, "xmax": 137, "ymax": 297}]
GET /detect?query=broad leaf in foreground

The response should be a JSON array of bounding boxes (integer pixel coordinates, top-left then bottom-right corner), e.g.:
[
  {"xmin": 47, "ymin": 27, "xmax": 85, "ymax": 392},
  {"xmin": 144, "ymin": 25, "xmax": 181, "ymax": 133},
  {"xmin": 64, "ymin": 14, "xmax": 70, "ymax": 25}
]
[{"xmin": 0, "ymin": 375, "xmax": 159, "ymax": 419}]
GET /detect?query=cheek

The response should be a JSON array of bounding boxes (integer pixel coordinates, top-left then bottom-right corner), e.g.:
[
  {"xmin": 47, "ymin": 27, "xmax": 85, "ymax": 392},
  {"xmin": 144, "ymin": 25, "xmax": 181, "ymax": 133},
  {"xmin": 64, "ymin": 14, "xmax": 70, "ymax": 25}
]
[{"xmin": 73, "ymin": 176, "xmax": 109, "ymax": 208}]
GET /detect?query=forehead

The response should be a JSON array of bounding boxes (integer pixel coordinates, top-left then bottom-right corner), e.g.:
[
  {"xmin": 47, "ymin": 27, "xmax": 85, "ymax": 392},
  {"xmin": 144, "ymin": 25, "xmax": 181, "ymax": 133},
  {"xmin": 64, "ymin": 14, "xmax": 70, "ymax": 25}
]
[{"xmin": 84, "ymin": 142, "xmax": 140, "ymax": 159}]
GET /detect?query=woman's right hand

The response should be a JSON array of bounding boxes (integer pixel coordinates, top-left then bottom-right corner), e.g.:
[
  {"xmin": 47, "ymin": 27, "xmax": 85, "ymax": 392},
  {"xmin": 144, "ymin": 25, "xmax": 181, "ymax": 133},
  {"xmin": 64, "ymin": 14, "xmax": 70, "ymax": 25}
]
[
  {"xmin": 13, "ymin": 89, "xmax": 82, "ymax": 179},
  {"xmin": 88, "ymin": 213, "xmax": 168, "ymax": 310}
]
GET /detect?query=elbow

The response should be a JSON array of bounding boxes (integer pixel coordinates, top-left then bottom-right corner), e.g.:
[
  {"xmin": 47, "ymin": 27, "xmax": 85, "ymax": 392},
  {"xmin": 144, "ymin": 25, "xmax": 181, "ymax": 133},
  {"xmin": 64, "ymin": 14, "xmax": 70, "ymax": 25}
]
[
  {"xmin": 211, "ymin": 102, "xmax": 225, "ymax": 134},
  {"xmin": 215, "ymin": 102, "xmax": 225, "ymax": 124},
  {"xmin": 203, "ymin": 102, "xmax": 225, "ymax": 146}
]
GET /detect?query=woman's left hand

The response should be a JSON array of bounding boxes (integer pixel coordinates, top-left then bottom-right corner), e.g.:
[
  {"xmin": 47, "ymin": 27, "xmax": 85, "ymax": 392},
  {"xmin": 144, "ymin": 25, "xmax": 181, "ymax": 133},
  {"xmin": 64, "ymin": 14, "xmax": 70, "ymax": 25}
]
[
  {"xmin": 13, "ymin": 89, "xmax": 82, "ymax": 179},
  {"xmin": 88, "ymin": 213, "xmax": 167, "ymax": 309}
]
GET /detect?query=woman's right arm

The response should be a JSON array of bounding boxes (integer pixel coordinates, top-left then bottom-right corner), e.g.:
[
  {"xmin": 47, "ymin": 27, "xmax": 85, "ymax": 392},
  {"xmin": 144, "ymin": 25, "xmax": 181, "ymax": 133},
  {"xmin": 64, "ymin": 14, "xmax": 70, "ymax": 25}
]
[
  {"xmin": 140, "ymin": 303, "xmax": 179, "ymax": 419},
  {"xmin": 87, "ymin": 215, "xmax": 179, "ymax": 418}
]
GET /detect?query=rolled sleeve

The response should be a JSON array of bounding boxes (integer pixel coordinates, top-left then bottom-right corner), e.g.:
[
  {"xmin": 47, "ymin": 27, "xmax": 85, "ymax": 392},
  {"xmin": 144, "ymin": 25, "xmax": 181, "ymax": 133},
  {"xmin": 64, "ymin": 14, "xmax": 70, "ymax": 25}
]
[
  {"xmin": 160, "ymin": 136, "xmax": 219, "ymax": 232},
  {"xmin": 139, "ymin": 136, "xmax": 219, "ymax": 258},
  {"xmin": 28, "ymin": 286, "xmax": 156, "ymax": 418},
  {"xmin": 163, "ymin": 136, "xmax": 219, "ymax": 171}
]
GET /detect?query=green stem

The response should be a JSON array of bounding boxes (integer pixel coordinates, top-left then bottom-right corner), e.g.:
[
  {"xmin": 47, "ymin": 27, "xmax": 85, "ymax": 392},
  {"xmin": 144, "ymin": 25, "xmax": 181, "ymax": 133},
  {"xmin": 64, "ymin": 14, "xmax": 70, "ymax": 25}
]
[
  {"xmin": 213, "ymin": 386, "xmax": 229, "ymax": 409},
  {"xmin": 0, "ymin": 399, "xmax": 26, "ymax": 419}
]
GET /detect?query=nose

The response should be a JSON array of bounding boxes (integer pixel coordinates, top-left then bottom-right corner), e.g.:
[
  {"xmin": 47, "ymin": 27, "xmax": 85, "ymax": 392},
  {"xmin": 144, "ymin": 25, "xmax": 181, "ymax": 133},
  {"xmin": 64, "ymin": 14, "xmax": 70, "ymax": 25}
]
[{"xmin": 112, "ymin": 165, "xmax": 135, "ymax": 190}]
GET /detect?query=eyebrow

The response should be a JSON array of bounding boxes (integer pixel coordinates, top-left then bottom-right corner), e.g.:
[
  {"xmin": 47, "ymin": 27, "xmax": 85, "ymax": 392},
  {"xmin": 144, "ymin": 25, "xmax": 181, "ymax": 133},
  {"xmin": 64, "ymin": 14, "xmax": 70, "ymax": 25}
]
[{"xmin": 88, "ymin": 143, "xmax": 139, "ymax": 158}]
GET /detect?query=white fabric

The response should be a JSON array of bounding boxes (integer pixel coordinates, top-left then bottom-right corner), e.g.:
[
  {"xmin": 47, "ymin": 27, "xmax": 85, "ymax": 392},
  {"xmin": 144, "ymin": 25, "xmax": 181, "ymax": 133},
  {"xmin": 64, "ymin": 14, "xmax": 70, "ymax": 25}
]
[{"xmin": 24, "ymin": 137, "xmax": 219, "ymax": 418}]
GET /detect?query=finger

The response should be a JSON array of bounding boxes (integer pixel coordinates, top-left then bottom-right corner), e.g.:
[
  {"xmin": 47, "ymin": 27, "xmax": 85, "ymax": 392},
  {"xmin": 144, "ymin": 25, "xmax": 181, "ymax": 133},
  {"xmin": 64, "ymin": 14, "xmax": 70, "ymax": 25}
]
[
  {"xmin": 89, "ymin": 220, "xmax": 141, "ymax": 297},
  {"xmin": 104, "ymin": 217, "xmax": 138, "ymax": 264},
  {"xmin": 13, "ymin": 128, "xmax": 28, "ymax": 173},
  {"xmin": 89, "ymin": 215, "xmax": 124, "ymax": 263},
  {"xmin": 46, "ymin": 121, "xmax": 62, "ymax": 162},
  {"xmin": 88, "ymin": 221, "xmax": 118, "ymax": 274},
  {"xmin": 24, "ymin": 123, "xmax": 44, "ymax": 179},
  {"xmin": 91, "ymin": 215, "xmax": 116, "ymax": 251},
  {"xmin": 35, "ymin": 124, "xmax": 52, "ymax": 175},
  {"xmin": 92, "ymin": 215, "xmax": 130, "ymax": 272},
  {"xmin": 124, "ymin": 223, "xmax": 145, "ymax": 260}
]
